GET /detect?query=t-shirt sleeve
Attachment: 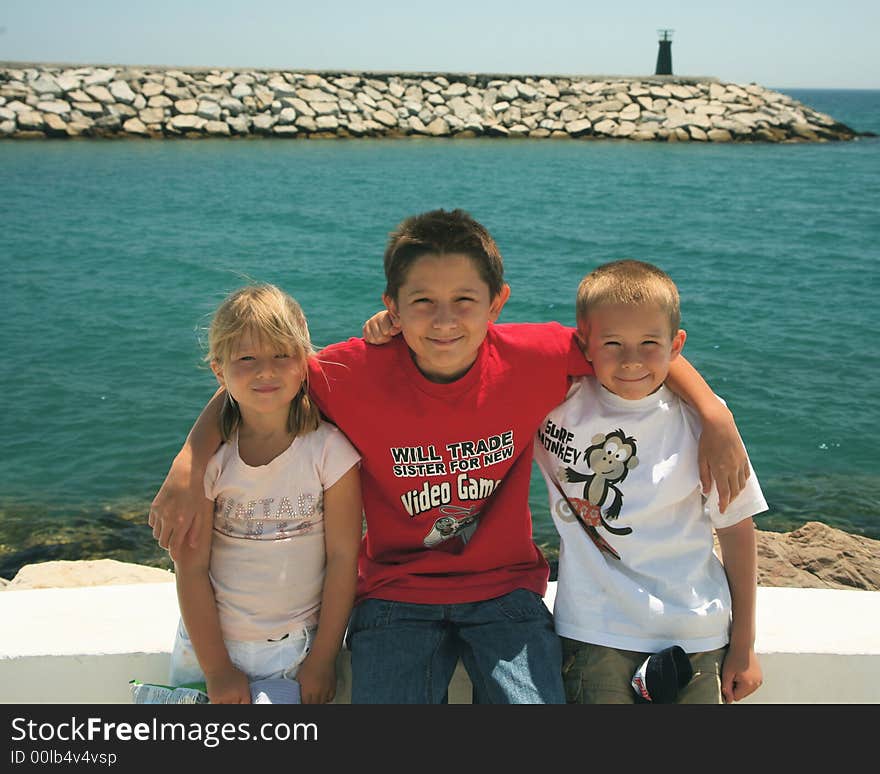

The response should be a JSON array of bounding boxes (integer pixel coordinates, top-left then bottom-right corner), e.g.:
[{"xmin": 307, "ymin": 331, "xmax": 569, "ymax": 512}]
[
  {"xmin": 203, "ymin": 448, "xmax": 223, "ymax": 501},
  {"xmin": 706, "ymin": 468, "xmax": 769, "ymax": 530},
  {"xmin": 317, "ymin": 423, "xmax": 361, "ymax": 490}
]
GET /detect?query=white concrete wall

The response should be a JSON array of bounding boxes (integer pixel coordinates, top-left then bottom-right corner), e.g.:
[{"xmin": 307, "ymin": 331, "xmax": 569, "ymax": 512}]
[{"xmin": 1, "ymin": 582, "xmax": 878, "ymax": 704}]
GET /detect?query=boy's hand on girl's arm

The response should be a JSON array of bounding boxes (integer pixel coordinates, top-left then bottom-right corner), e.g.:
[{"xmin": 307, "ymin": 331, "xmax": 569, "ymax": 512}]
[
  {"xmin": 697, "ymin": 405, "xmax": 750, "ymax": 513},
  {"xmin": 149, "ymin": 451, "xmax": 208, "ymax": 561},
  {"xmin": 296, "ymin": 651, "xmax": 337, "ymax": 704},
  {"xmin": 721, "ymin": 644, "xmax": 763, "ymax": 703},
  {"xmin": 205, "ymin": 664, "xmax": 252, "ymax": 705},
  {"xmin": 150, "ymin": 388, "xmax": 226, "ymax": 559},
  {"xmin": 362, "ymin": 309, "xmax": 400, "ymax": 345}
]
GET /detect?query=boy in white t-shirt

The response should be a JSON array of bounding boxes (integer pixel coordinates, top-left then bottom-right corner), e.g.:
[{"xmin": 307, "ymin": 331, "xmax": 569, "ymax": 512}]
[{"xmin": 534, "ymin": 259, "xmax": 767, "ymax": 704}]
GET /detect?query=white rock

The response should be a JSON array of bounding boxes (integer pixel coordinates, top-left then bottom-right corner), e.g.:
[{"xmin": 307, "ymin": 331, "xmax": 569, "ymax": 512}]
[
  {"xmin": 688, "ymin": 125, "xmax": 708, "ymax": 141},
  {"xmin": 564, "ymin": 118, "xmax": 592, "ymax": 136},
  {"xmin": 141, "ymin": 82, "xmax": 165, "ymax": 98},
  {"xmin": 31, "ymin": 76, "xmax": 62, "ymax": 95},
  {"xmin": 138, "ymin": 108, "xmax": 165, "ymax": 124},
  {"xmin": 83, "ymin": 68, "xmax": 116, "ymax": 86},
  {"xmin": 593, "ymin": 118, "xmax": 617, "ymax": 135},
  {"xmin": 283, "ymin": 97, "xmax": 313, "ymax": 116},
  {"xmin": 220, "ymin": 97, "xmax": 244, "ymax": 115},
  {"xmin": 407, "ymin": 115, "xmax": 428, "ymax": 133},
  {"xmin": 0, "ymin": 120, "xmax": 16, "ymax": 135},
  {"xmin": 72, "ymin": 101, "xmax": 104, "ymax": 116},
  {"xmin": 499, "ymin": 83, "xmax": 518, "ymax": 101},
  {"xmin": 619, "ymin": 103, "xmax": 640, "ymax": 121},
  {"xmin": 174, "ymin": 99, "xmax": 198, "ymax": 115},
  {"xmin": 372, "ymin": 109, "xmax": 398, "ymax": 128},
  {"xmin": 227, "ymin": 115, "xmax": 251, "ymax": 134},
  {"xmin": 425, "ymin": 116, "xmax": 449, "ymax": 136},
  {"xmin": 315, "ymin": 115, "xmax": 339, "ymax": 130},
  {"xmin": 277, "ymin": 107, "xmax": 297, "ymax": 124},
  {"xmin": 420, "ymin": 80, "xmax": 442, "ymax": 93},
  {"xmin": 109, "ymin": 80, "xmax": 136, "ymax": 104},
  {"xmin": 43, "ymin": 113, "xmax": 68, "ymax": 134},
  {"xmin": 55, "ymin": 75, "xmax": 81, "ymax": 92},
  {"xmin": 707, "ymin": 128, "xmax": 733, "ymax": 142},
  {"xmin": 123, "ymin": 117, "xmax": 150, "ymax": 136},
  {"xmin": 5, "ymin": 100, "xmax": 31, "ymax": 114},
  {"xmin": 197, "ymin": 101, "xmax": 222, "ymax": 120},
  {"xmin": 313, "ymin": 101, "xmax": 339, "ymax": 116},
  {"xmin": 204, "ymin": 120, "xmax": 231, "ymax": 135},
  {"xmin": 444, "ymin": 82, "xmax": 468, "ymax": 97},
  {"xmin": 36, "ymin": 100, "xmax": 71, "ymax": 115},
  {"xmin": 85, "ymin": 85, "xmax": 114, "ymax": 104},
  {"xmin": 167, "ymin": 114, "xmax": 205, "ymax": 131},
  {"xmin": 252, "ymin": 113, "xmax": 276, "ymax": 132},
  {"xmin": 615, "ymin": 121, "xmax": 637, "ymax": 137},
  {"xmin": 147, "ymin": 95, "xmax": 173, "ymax": 109},
  {"xmin": 294, "ymin": 115, "xmax": 316, "ymax": 131},
  {"xmin": 231, "ymin": 83, "xmax": 253, "ymax": 99},
  {"xmin": 273, "ymin": 124, "xmax": 299, "ymax": 136},
  {"xmin": 17, "ymin": 110, "xmax": 45, "ymax": 130},
  {"xmin": 268, "ymin": 77, "xmax": 297, "ymax": 97}
]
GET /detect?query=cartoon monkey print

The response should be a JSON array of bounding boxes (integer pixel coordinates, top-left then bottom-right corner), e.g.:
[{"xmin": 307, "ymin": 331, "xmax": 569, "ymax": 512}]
[{"xmin": 557, "ymin": 429, "xmax": 638, "ymax": 559}]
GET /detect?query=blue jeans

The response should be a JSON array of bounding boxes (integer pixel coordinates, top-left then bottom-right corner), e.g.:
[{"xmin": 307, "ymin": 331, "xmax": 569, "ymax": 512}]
[{"xmin": 347, "ymin": 588, "xmax": 564, "ymax": 704}]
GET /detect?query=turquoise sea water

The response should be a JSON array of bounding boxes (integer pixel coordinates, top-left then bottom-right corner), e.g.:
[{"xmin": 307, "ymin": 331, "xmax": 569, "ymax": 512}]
[{"xmin": 1, "ymin": 88, "xmax": 878, "ymax": 576}]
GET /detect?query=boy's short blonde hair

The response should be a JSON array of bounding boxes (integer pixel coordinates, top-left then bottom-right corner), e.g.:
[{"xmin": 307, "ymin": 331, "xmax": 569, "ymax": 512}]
[
  {"xmin": 576, "ymin": 259, "xmax": 681, "ymax": 335},
  {"xmin": 207, "ymin": 283, "xmax": 320, "ymax": 440}
]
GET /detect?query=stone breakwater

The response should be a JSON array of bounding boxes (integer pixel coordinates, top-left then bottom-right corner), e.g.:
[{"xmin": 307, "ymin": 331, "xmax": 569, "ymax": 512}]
[{"xmin": 0, "ymin": 64, "xmax": 861, "ymax": 143}]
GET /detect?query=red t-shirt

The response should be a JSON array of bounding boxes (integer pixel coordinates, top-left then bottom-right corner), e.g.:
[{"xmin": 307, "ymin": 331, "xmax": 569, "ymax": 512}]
[{"xmin": 309, "ymin": 322, "xmax": 591, "ymax": 604}]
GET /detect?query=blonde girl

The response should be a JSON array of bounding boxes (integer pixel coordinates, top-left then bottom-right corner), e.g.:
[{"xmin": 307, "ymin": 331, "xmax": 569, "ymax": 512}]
[{"xmin": 170, "ymin": 284, "xmax": 362, "ymax": 704}]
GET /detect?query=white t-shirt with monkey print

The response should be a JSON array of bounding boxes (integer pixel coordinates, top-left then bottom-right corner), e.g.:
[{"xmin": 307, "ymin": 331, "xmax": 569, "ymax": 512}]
[{"xmin": 534, "ymin": 377, "xmax": 767, "ymax": 654}]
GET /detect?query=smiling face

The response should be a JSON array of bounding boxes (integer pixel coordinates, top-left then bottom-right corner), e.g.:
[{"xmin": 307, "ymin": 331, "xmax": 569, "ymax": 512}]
[
  {"xmin": 581, "ymin": 301, "xmax": 686, "ymax": 400},
  {"xmin": 212, "ymin": 328, "xmax": 306, "ymax": 426},
  {"xmin": 384, "ymin": 252, "xmax": 510, "ymax": 383}
]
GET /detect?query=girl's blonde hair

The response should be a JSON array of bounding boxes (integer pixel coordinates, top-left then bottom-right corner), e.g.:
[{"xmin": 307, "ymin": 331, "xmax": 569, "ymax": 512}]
[{"xmin": 207, "ymin": 284, "xmax": 321, "ymax": 441}]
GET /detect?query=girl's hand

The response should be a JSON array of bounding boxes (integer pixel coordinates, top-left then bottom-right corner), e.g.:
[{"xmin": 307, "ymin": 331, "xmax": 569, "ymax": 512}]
[
  {"xmin": 362, "ymin": 310, "xmax": 400, "ymax": 345},
  {"xmin": 721, "ymin": 644, "xmax": 763, "ymax": 703},
  {"xmin": 296, "ymin": 651, "xmax": 337, "ymax": 704},
  {"xmin": 697, "ymin": 408, "xmax": 750, "ymax": 513},
  {"xmin": 206, "ymin": 665, "xmax": 252, "ymax": 704}
]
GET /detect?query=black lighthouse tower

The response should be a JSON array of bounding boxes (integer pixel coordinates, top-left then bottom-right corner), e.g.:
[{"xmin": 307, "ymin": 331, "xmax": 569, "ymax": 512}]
[{"xmin": 655, "ymin": 29, "xmax": 673, "ymax": 75}]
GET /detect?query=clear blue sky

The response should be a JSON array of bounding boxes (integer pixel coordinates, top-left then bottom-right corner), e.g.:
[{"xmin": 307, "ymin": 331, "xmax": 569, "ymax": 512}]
[{"xmin": 1, "ymin": 1, "xmax": 876, "ymax": 89}]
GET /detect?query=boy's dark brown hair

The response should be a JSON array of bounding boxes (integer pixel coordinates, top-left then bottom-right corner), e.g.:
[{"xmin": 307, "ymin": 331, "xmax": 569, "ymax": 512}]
[{"xmin": 383, "ymin": 209, "xmax": 505, "ymax": 300}]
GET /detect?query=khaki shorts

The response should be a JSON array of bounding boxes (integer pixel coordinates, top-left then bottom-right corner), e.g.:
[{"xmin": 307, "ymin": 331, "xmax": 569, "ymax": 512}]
[{"xmin": 561, "ymin": 637, "xmax": 725, "ymax": 704}]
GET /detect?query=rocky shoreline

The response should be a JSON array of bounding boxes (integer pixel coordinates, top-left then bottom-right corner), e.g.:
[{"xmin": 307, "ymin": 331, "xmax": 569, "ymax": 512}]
[
  {"xmin": 0, "ymin": 63, "xmax": 865, "ymax": 143},
  {"xmin": 2, "ymin": 522, "xmax": 877, "ymax": 592}
]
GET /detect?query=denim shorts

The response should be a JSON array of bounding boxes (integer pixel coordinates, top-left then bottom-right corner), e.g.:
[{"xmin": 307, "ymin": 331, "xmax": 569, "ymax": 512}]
[
  {"xmin": 169, "ymin": 619, "xmax": 313, "ymax": 686},
  {"xmin": 347, "ymin": 588, "xmax": 564, "ymax": 704}
]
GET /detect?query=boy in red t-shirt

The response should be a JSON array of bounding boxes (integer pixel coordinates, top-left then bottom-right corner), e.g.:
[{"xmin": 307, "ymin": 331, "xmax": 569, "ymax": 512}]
[{"xmin": 150, "ymin": 209, "xmax": 748, "ymax": 704}]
